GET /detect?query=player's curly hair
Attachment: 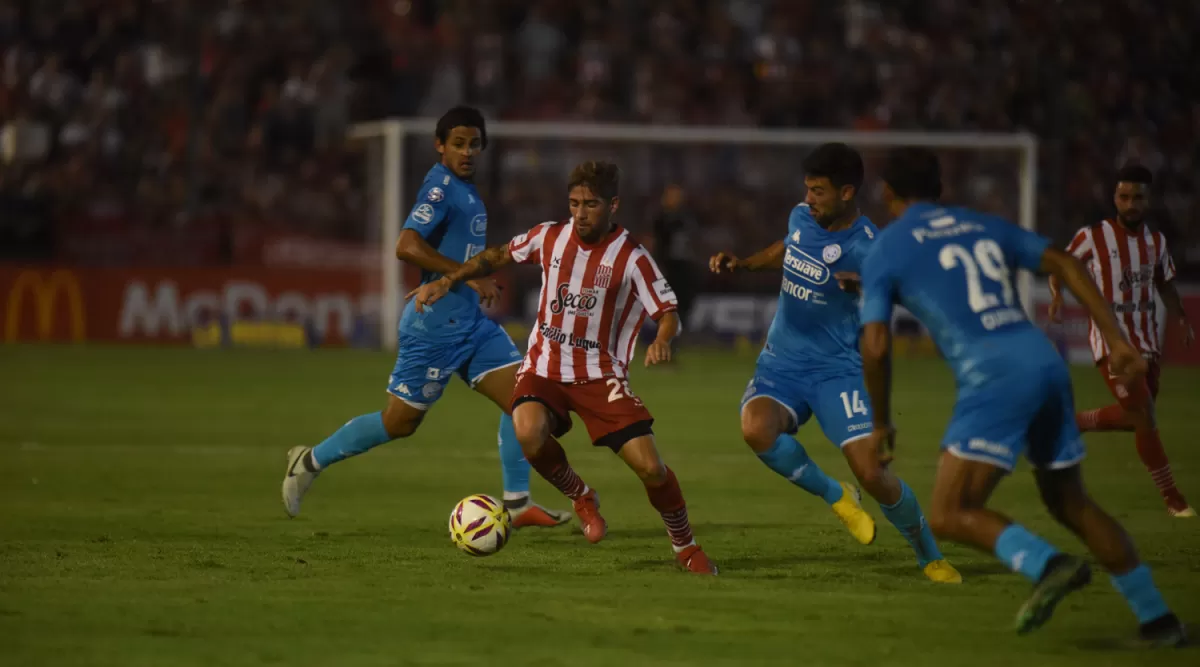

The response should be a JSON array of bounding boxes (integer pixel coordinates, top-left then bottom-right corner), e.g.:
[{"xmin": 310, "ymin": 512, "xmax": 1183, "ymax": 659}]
[
  {"xmin": 882, "ymin": 147, "xmax": 943, "ymax": 200},
  {"xmin": 567, "ymin": 161, "xmax": 621, "ymax": 200},
  {"xmin": 436, "ymin": 106, "xmax": 488, "ymax": 149},
  {"xmin": 802, "ymin": 143, "xmax": 864, "ymax": 193}
]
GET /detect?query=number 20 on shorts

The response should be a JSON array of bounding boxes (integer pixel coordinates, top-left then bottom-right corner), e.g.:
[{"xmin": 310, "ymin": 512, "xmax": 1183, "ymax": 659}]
[{"xmin": 606, "ymin": 378, "xmax": 635, "ymax": 402}]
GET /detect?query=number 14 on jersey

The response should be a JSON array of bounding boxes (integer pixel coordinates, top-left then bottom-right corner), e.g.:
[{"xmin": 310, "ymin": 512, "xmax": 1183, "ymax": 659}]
[{"xmin": 840, "ymin": 390, "xmax": 868, "ymax": 418}]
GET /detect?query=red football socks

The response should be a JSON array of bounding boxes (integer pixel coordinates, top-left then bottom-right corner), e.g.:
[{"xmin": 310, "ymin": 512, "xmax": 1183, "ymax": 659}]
[
  {"xmin": 526, "ymin": 437, "xmax": 587, "ymax": 500},
  {"xmin": 1076, "ymin": 404, "xmax": 1133, "ymax": 432},
  {"xmin": 645, "ymin": 467, "xmax": 695, "ymax": 549},
  {"xmin": 1135, "ymin": 428, "xmax": 1188, "ymax": 510}
]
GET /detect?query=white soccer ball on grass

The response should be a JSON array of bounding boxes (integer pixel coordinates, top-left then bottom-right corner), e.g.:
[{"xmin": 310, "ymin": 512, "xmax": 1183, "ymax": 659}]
[{"xmin": 449, "ymin": 494, "xmax": 512, "ymax": 556}]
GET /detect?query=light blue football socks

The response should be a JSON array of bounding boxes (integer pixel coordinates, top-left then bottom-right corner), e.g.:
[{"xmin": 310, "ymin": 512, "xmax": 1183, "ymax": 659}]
[
  {"xmin": 311, "ymin": 412, "xmax": 391, "ymax": 468},
  {"xmin": 498, "ymin": 413, "xmax": 532, "ymax": 498},
  {"xmin": 757, "ymin": 434, "xmax": 844, "ymax": 504},
  {"xmin": 310, "ymin": 411, "xmax": 536, "ymax": 499},
  {"xmin": 880, "ymin": 479, "xmax": 943, "ymax": 567},
  {"xmin": 994, "ymin": 523, "xmax": 1060, "ymax": 582},
  {"xmin": 1111, "ymin": 564, "xmax": 1171, "ymax": 624}
]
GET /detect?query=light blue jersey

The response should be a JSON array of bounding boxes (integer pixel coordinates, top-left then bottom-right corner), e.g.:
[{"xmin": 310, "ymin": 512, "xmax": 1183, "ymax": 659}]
[
  {"xmin": 400, "ymin": 162, "xmax": 491, "ymax": 340},
  {"xmin": 859, "ymin": 203, "xmax": 1084, "ymax": 471},
  {"xmin": 389, "ymin": 163, "xmax": 521, "ymax": 408},
  {"xmin": 765, "ymin": 204, "xmax": 877, "ymax": 377},
  {"xmin": 742, "ymin": 204, "xmax": 879, "ymax": 446}
]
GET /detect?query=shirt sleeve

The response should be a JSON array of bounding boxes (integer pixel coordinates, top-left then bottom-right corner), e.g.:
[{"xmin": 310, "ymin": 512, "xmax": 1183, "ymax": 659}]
[
  {"xmin": 1065, "ymin": 227, "xmax": 1093, "ymax": 262},
  {"xmin": 859, "ymin": 239, "xmax": 896, "ymax": 325},
  {"xmin": 1156, "ymin": 232, "xmax": 1177, "ymax": 282},
  {"xmin": 508, "ymin": 222, "xmax": 552, "ymax": 265},
  {"xmin": 998, "ymin": 221, "xmax": 1052, "ymax": 273},
  {"xmin": 629, "ymin": 250, "xmax": 678, "ymax": 320},
  {"xmin": 402, "ymin": 185, "xmax": 451, "ymax": 238},
  {"xmin": 845, "ymin": 226, "xmax": 876, "ymax": 272}
]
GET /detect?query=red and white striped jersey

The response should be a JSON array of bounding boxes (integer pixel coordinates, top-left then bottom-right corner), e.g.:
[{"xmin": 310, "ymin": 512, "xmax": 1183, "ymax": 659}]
[
  {"xmin": 508, "ymin": 220, "xmax": 677, "ymax": 382},
  {"xmin": 1065, "ymin": 218, "xmax": 1176, "ymax": 362}
]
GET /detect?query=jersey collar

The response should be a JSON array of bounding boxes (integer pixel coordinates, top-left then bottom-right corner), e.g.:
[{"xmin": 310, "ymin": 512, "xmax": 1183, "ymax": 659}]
[
  {"xmin": 432, "ymin": 161, "xmax": 472, "ymax": 187},
  {"xmin": 898, "ymin": 201, "xmax": 945, "ymax": 221}
]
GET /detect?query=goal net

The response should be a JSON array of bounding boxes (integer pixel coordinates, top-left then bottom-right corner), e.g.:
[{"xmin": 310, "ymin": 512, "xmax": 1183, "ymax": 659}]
[{"xmin": 348, "ymin": 120, "xmax": 1037, "ymax": 351}]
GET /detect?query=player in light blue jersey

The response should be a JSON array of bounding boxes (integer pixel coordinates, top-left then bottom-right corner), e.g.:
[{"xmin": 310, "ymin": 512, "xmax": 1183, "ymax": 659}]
[
  {"xmin": 281, "ymin": 107, "xmax": 569, "ymax": 529},
  {"xmin": 710, "ymin": 143, "xmax": 960, "ymax": 583},
  {"xmin": 859, "ymin": 148, "xmax": 1185, "ymax": 645}
]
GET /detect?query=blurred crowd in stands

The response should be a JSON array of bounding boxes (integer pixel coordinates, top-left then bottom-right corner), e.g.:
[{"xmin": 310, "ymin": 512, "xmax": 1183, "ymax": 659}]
[{"xmin": 2, "ymin": 0, "xmax": 1197, "ymax": 277}]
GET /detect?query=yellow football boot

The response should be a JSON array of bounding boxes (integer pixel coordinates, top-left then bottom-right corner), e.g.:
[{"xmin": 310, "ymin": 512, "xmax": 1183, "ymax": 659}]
[
  {"xmin": 830, "ymin": 482, "xmax": 877, "ymax": 545},
  {"xmin": 923, "ymin": 559, "xmax": 963, "ymax": 584}
]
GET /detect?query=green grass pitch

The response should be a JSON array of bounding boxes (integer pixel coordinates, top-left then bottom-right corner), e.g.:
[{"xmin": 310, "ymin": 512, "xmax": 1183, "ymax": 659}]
[{"xmin": 1, "ymin": 344, "xmax": 1198, "ymax": 666}]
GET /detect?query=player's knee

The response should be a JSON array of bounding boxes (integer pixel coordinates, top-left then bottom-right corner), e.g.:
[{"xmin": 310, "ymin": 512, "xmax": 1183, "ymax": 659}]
[
  {"xmin": 512, "ymin": 405, "xmax": 550, "ymax": 452},
  {"xmin": 634, "ymin": 459, "xmax": 669, "ymax": 485},
  {"xmin": 1038, "ymin": 479, "xmax": 1087, "ymax": 527},
  {"xmin": 1042, "ymin": 499, "xmax": 1072, "ymax": 528},
  {"xmin": 381, "ymin": 401, "xmax": 423, "ymax": 439},
  {"xmin": 740, "ymin": 412, "xmax": 780, "ymax": 453},
  {"xmin": 513, "ymin": 421, "xmax": 547, "ymax": 452},
  {"xmin": 852, "ymin": 463, "xmax": 887, "ymax": 495},
  {"xmin": 926, "ymin": 507, "xmax": 958, "ymax": 540}
]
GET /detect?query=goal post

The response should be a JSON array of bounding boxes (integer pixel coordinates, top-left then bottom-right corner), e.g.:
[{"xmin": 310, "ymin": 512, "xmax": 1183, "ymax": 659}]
[{"xmin": 348, "ymin": 119, "xmax": 1038, "ymax": 351}]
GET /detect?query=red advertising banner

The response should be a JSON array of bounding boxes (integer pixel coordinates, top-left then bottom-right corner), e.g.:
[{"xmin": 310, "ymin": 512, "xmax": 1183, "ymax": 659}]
[
  {"xmin": 1, "ymin": 265, "xmax": 380, "ymax": 346},
  {"xmin": 0, "ymin": 264, "xmax": 517, "ymax": 346},
  {"xmin": 3, "ymin": 263, "xmax": 1196, "ymax": 365}
]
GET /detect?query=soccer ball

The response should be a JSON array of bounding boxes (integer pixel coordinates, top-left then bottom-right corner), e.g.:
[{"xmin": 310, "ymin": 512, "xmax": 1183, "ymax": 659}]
[{"xmin": 449, "ymin": 494, "xmax": 512, "ymax": 556}]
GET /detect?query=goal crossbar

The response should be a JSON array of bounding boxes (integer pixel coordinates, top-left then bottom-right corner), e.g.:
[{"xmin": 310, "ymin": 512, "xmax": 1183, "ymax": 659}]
[
  {"xmin": 349, "ymin": 118, "xmax": 1038, "ymax": 350},
  {"xmin": 350, "ymin": 119, "xmax": 1036, "ymax": 150}
]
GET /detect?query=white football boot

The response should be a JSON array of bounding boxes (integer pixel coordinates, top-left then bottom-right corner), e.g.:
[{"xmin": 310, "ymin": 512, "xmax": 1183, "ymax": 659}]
[
  {"xmin": 282, "ymin": 446, "xmax": 319, "ymax": 517},
  {"xmin": 1169, "ymin": 505, "xmax": 1196, "ymax": 518}
]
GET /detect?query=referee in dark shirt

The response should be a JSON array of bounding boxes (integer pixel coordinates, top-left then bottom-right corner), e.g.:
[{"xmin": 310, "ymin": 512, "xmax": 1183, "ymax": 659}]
[{"xmin": 651, "ymin": 185, "xmax": 699, "ymax": 354}]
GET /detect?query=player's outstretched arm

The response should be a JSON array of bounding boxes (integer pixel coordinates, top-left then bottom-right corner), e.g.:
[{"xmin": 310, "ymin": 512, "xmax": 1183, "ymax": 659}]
[
  {"xmin": 408, "ymin": 245, "xmax": 513, "ymax": 312},
  {"xmin": 645, "ymin": 311, "xmax": 680, "ymax": 367},
  {"xmin": 1047, "ymin": 274, "xmax": 1065, "ymax": 322},
  {"xmin": 444, "ymin": 244, "xmax": 513, "ymax": 284},
  {"xmin": 1040, "ymin": 247, "xmax": 1147, "ymax": 381},
  {"xmin": 1048, "ymin": 228, "xmax": 1090, "ymax": 322},
  {"xmin": 860, "ymin": 321, "xmax": 895, "ymax": 466},
  {"xmin": 1155, "ymin": 275, "xmax": 1194, "ymax": 347},
  {"xmin": 397, "ymin": 230, "xmax": 500, "ymax": 306},
  {"xmin": 396, "ymin": 229, "xmax": 463, "ymax": 275},
  {"xmin": 709, "ymin": 240, "xmax": 785, "ymax": 273}
]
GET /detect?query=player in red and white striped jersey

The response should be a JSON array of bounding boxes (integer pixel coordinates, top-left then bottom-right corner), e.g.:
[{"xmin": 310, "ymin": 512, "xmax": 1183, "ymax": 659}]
[
  {"xmin": 410, "ymin": 161, "xmax": 716, "ymax": 573},
  {"xmin": 509, "ymin": 217, "xmax": 675, "ymax": 383},
  {"xmin": 1049, "ymin": 164, "xmax": 1194, "ymax": 517}
]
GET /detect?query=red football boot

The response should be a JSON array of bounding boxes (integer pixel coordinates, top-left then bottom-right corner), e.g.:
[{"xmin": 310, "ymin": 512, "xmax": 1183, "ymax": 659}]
[
  {"xmin": 676, "ymin": 544, "xmax": 718, "ymax": 575},
  {"xmin": 572, "ymin": 489, "xmax": 607, "ymax": 543}
]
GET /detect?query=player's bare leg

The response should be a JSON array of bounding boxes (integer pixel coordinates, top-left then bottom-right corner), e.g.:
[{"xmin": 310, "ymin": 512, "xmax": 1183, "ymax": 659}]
[
  {"xmin": 617, "ymin": 435, "xmax": 716, "ymax": 574},
  {"xmin": 740, "ymin": 397, "xmax": 876, "ymax": 545},
  {"xmin": 927, "ymin": 452, "xmax": 1023, "ymax": 551},
  {"xmin": 1035, "ymin": 465, "xmax": 1185, "ymax": 646},
  {"xmin": 473, "ymin": 365, "xmax": 571, "ymax": 528},
  {"xmin": 282, "ymin": 395, "xmax": 422, "ymax": 517},
  {"xmin": 380, "ymin": 395, "xmax": 428, "ymax": 437},
  {"xmin": 928, "ymin": 452, "xmax": 1092, "ymax": 634},
  {"xmin": 843, "ymin": 440, "xmax": 960, "ymax": 582},
  {"xmin": 511, "ymin": 401, "xmax": 605, "ymax": 542}
]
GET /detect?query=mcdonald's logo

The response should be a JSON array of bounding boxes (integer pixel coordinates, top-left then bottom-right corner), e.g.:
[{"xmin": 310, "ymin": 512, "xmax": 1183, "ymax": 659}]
[{"xmin": 5, "ymin": 270, "xmax": 86, "ymax": 342}]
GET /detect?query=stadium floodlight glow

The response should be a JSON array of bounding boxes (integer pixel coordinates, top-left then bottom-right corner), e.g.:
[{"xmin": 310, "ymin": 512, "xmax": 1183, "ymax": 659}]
[{"xmin": 350, "ymin": 119, "xmax": 1037, "ymax": 350}]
